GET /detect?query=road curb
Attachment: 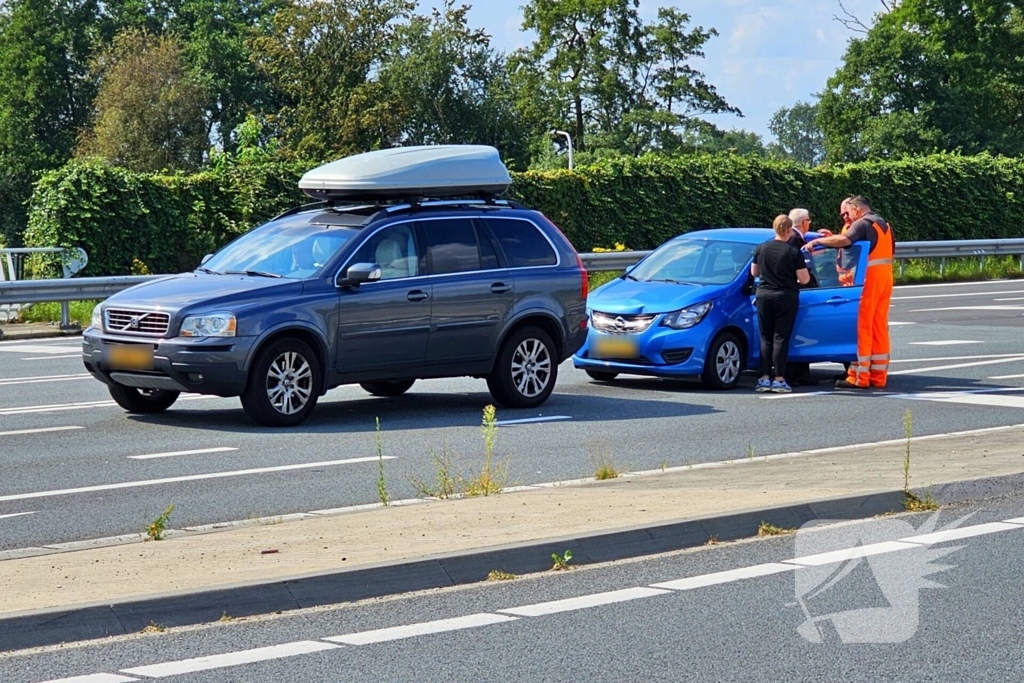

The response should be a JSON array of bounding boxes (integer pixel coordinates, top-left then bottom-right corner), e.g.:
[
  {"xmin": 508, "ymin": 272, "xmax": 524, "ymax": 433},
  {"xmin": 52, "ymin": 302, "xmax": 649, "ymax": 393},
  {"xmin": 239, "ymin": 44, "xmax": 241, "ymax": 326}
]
[
  {"xmin": 3, "ymin": 473, "xmax": 1022, "ymax": 653},
  {"xmin": 0, "ymin": 327, "xmax": 81, "ymax": 341}
]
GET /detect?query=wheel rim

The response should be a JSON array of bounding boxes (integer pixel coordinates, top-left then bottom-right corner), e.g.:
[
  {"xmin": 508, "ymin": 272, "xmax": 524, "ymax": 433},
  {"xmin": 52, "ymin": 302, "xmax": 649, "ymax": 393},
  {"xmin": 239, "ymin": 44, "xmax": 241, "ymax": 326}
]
[
  {"xmin": 511, "ymin": 338, "xmax": 552, "ymax": 398},
  {"xmin": 266, "ymin": 351, "xmax": 313, "ymax": 415},
  {"xmin": 716, "ymin": 340, "xmax": 741, "ymax": 384},
  {"xmin": 139, "ymin": 389, "xmax": 166, "ymax": 401}
]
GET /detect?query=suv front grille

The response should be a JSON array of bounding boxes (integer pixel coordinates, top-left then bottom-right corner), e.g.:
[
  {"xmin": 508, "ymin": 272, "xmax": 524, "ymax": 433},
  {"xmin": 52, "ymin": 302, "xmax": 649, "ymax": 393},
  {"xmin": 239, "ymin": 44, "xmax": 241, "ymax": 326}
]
[
  {"xmin": 105, "ymin": 309, "xmax": 170, "ymax": 336},
  {"xmin": 591, "ymin": 311, "xmax": 657, "ymax": 334}
]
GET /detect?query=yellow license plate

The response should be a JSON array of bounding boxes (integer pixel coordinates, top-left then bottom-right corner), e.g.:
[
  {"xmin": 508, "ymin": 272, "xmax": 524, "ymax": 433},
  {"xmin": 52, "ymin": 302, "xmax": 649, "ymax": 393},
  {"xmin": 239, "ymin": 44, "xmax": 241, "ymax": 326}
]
[
  {"xmin": 106, "ymin": 344, "xmax": 154, "ymax": 370},
  {"xmin": 592, "ymin": 336, "xmax": 639, "ymax": 359}
]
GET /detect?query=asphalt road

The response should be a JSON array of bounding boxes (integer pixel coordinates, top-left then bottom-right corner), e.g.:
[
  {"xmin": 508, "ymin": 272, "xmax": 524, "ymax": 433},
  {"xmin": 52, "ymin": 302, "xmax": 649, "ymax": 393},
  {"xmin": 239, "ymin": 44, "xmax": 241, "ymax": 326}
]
[
  {"xmin": 4, "ymin": 490, "xmax": 1024, "ymax": 682},
  {"xmin": 0, "ymin": 278, "xmax": 1023, "ymax": 550}
]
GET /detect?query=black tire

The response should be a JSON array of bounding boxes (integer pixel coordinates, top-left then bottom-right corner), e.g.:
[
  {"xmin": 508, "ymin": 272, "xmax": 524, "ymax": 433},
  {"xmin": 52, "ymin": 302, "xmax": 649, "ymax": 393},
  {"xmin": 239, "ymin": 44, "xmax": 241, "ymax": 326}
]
[
  {"xmin": 108, "ymin": 384, "xmax": 179, "ymax": 414},
  {"xmin": 487, "ymin": 325, "xmax": 558, "ymax": 409},
  {"xmin": 700, "ymin": 332, "xmax": 744, "ymax": 390},
  {"xmin": 360, "ymin": 380, "xmax": 415, "ymax": 397},
  {"xmin": 240, "ymin": 337, "xmax": 321, "ymax": 427},
  {"xmin": 585, "ymin": 369, "xmax": 619, "ymax": 382}
]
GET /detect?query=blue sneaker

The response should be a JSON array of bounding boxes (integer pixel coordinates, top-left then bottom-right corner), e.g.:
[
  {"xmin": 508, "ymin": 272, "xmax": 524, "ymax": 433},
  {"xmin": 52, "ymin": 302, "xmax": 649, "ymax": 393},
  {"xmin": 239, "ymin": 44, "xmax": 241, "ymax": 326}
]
[
  {"xmin": 755, "ymin": 378, "xmax": 772, "ymax": 392},
  {"xmin": 771, "ymin": 380, "xmax": 792, "ymax": 393}
]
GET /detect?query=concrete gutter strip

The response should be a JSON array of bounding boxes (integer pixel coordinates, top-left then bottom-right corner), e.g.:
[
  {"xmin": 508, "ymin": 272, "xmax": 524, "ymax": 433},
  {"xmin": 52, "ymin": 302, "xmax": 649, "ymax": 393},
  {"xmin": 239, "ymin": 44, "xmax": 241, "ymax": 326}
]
[
  {"xmin": 2, "ymin": 426, "xmax": 1024, "ymax": 652},
  {"xmin": 0, "ymin": 324, "xmax": 81, "ymax": 341}
]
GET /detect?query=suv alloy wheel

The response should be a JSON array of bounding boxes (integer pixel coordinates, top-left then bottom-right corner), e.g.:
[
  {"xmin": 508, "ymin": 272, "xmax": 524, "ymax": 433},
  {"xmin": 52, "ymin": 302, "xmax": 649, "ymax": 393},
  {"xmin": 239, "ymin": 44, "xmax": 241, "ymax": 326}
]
[{"xmin": 241, "ymin": 337, "xmax": 322, "ymax": 427}]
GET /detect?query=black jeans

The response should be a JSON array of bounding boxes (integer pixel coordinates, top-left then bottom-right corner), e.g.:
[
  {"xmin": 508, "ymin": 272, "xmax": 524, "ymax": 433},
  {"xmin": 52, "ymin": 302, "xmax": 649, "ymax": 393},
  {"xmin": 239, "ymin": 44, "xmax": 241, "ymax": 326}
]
[{"xmin": 755, "ymin": 290, "xmax": 799, "ymax": 378}]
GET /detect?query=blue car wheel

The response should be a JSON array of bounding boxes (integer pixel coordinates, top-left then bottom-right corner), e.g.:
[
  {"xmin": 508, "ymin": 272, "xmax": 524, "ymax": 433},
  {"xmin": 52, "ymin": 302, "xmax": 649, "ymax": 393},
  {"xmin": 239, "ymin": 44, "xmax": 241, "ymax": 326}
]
[{"xmin": 701, "ymin": 331, "xmax": 744, "ymax": 390}]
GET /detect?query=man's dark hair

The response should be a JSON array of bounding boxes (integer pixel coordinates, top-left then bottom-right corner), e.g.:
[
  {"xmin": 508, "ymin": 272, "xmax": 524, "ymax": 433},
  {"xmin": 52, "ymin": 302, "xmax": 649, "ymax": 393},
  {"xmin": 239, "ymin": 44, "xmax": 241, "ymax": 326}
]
[{"xmin": 848, "ymin": 195, "xmax": 871, "ymax": 211}]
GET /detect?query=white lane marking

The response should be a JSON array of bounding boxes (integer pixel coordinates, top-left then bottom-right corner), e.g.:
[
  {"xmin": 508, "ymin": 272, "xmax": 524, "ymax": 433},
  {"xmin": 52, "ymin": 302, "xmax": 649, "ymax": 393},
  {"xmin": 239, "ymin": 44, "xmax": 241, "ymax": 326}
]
[
  {"xmin": 891, "ymin": 353, "xmax": 1024, "ymax": 364},
  {"xmin": 0, "ymin": 395, "xmax": 218, "ymax": 416},
  {"xmin": 497, "ymin": 587, "xmax": 670, "ymax": 617},
  {"xmin": 494, "ymin": 415, "xmax": 572, "ymax": 426},
  {"xmin": 988, "ymin": 373, "xmax": 1024, "ymax": 380},
  {"xmin": 993, "ymin": 297, "xmax": 1024, "ymax": 301},
  {"xmin": 128, "ymin": 447, "xmax": 238, "ymax": 461},
  {"xmin": 909, "ymin": 305, "xmax": 1024, "ymax": 312},
  {"xmin": 0, "ymin": 374, "xmax": 91, "ymax": 387},
  {"xmin": 651, "ymin": 563, "xmax": 796, "ymax": 591},
  {"xmin": 0, "ymin": 336, "xmax": 81, "ymax": 346},
  {"xmin": 0, "ymin": 344, "xmax": 81, "ymax": 355},
  {"xmin": 324, "ymin": 613, "xmax": 517, "ymax": 645},
  {"xmin": 0, "ymin": 372, "xmax": 89, "ymax": 384},
  {"xmin": 0, "ymin": 511, "xmax": 37, "ymax": 520},
  {"xmin": 120, "ymin": 641, "xmax": 340, "ymax": 678},
  {"xmin": 1003, "ymin": 517, "xmax": 1024, "ymax": 525},
  {"xmin": 901, "ymin": 522, "xmax": 1022, "ymax": 545},
  {"xmin": 783, "ymin": 541, "xmax": 922, "ymax": 567},
  {"xmin": 759, "ymin": 391, "xmax": 830, "ymax": 400},
  {"xmin": 0, "ymin": 457, "xmax": 395, "ymax": 503},
  {"xmin": 0, "ymin": 426, "xmax": 83, "ymax": 437},
  {"xmin": 892, "ymin": 288, "xmax": 1024, "ymax": 300},
  {"xmin": 20, "ymin": 354, "xmax": 82, "ymax": 361},
  {"xmin": 897, "ymin": 279, "xmax": 1020, "ymax": 289},
  {"xmin": 38, "ymin": 675, "xmax": 138, "ymax": 683},
  {"xmin": 888, "ymin": 356, "xmax": 1024, "ymax": 376},
  {"xmin": 895, "ymin": 391, "xmax": 1024, "ymax": 410},
  {"xmin": 908, "ymin": 340, "xmax": 983, "ymax": 346},
  {"xmin": 888, "ymin": 321, "xmax": 916, "ymax": 325}
]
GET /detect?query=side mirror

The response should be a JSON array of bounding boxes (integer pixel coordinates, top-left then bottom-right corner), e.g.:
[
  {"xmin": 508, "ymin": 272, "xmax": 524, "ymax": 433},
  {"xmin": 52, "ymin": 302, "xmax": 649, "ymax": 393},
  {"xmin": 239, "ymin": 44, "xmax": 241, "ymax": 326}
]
[
  {"xmin": 201, "ymin": 253, "xmax": 214, "ymax": 265},
  {"xmin": 338, "ymin": 262, "xmax": 382, "ymax": 287}
]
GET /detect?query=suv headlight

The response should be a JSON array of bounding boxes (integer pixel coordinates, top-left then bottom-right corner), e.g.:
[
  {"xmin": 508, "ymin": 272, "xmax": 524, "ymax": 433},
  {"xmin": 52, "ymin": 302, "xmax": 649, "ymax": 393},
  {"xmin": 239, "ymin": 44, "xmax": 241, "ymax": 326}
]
[
  {"xmin": 179, "ymin": 312, "xmax": 236, "ymax": 337},
  {"xmin": 90, "ymin": 304, "xmax": 103, "ymax": 331},
  {"xmin": 662, "ymin": 302, "xmax": 712, "ymax": 330}
]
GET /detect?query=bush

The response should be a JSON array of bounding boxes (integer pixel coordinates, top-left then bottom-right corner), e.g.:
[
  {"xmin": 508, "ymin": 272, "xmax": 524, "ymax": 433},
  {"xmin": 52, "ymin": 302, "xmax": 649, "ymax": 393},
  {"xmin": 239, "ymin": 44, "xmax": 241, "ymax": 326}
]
[{"xmin": 24, "ymin": 153, "xmax": 1024, "ymax": 275}]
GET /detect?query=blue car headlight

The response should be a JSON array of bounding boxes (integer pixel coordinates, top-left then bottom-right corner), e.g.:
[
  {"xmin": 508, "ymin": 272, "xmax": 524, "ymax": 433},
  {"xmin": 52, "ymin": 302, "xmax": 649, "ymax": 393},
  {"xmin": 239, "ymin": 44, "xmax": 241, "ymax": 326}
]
[{"xmin": 662, "ymin": 302, "xmax": 712, "ymax": 330}]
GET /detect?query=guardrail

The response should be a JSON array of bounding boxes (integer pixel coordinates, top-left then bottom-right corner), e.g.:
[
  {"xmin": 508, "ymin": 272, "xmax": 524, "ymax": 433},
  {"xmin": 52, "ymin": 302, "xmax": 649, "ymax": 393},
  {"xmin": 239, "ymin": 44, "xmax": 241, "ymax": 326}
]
[
  {"xmin": 0, "ymin": 247, "xmax": 89, "ymax": 326},
  {"xmin": 0, "ymin": 238, "xmax": 1022, "ymax": 330}
]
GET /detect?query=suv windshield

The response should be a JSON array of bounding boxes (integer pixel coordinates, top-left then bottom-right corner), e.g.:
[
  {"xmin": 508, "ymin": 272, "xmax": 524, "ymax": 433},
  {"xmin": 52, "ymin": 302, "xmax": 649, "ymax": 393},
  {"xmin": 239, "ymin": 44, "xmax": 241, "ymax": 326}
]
[
  {"xmin": 203, "ymin": 215, "xmax": 359, "ymax": 279},
  {"xmin": 629, "ymin": 239, "xmax": 756, "ymax": 285}
]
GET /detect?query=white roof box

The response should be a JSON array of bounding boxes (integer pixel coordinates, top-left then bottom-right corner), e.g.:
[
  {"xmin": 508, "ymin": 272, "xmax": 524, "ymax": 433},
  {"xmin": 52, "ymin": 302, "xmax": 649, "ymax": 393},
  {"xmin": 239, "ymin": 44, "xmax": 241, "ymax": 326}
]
[{"xmin": 298, "ymin": 145, "xmax": 512, "ymax": 201}]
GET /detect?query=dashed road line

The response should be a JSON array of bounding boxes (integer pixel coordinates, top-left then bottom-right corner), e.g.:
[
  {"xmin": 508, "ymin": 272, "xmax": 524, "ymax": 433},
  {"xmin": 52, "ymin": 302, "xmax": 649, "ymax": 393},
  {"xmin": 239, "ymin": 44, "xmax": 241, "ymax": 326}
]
[
  {"xmin": 0, "ymin": 345, "xmax": 81, "ymax": 355},
  {"xmin": 0, "ymin": 372, "xmax": 90, "ymax": 386},
  {"xmin": 888, "ymin": 356, "xmax": 1024, "ymax": 376},
  {"xmin": 908, "ymin": 340, "xmax": 984, "ymax": 346},
  {"xmin": 989, "ymin": 373, "xmax": 1024, "ymax": 380},
  {"xmin": 496, "ymin": 587, "xmax": 670, "ymax": 617},
  {"xmin": 20, "ymin": 354, "xmax": 82, "ymax": 361},
  {"xmin": 323, "ymin": 613, "xmax": 518, "ymax": 645},
  {"xmin": 0, "ymin": 511, "xmax": 37, "ymax": 521},
  {"xmin": 892, "ymin": 288, "xmax": 1024, "ymax": 300},
  {"xmin": 120, "ymin": 641, "xmax": 341, "ymax": 678},
  {"xmin": 127, "ymin": 447, "xmax": 238, "ymax": 461},
  {"xmin": 909, "ymin": 305, "xmax": 1024, "ymax": 312},
  {"xmin": 651, "ymin": 563, "xmax": 796, "ymax": 590},
  {"xmin": 0, "ymin": 426, "xmax": 83, "ymax": 437}
]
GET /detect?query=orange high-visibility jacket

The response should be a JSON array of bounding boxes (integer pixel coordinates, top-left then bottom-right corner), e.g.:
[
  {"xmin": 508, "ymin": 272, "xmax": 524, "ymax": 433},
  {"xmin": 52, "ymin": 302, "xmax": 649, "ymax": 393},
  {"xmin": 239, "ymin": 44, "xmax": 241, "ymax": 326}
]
[{"xmin": 846, "ymin": 220, "xmax": 895, "ymax": 387}]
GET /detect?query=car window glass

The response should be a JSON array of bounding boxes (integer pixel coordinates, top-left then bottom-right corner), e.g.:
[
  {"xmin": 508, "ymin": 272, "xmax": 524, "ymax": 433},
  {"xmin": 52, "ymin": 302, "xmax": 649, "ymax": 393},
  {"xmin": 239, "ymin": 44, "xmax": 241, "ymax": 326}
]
[
  {"xmin": 349, "ymin": 223, "xmax": 420, "ymax": 280},
  {"xmin": 203, "ymin": 213, "xmax": 358, "ymax": 279},
  {"xmin": 476, "ymin": 223, "xmax": 500, "ymax": 270},
  {"xmin": 631, "ymin": 239, "xmax": 754, "ymax": 285},
  {"xmin": 424, "ymin": 219, "xmax": 481, "ymax": 274},
  {"xmin": 485, "ymin": 218, "xmax": 557, "ymax": 267},
  {"xmin": 806, "ymin": 245, "xmax": 861, "ymax": 288}
]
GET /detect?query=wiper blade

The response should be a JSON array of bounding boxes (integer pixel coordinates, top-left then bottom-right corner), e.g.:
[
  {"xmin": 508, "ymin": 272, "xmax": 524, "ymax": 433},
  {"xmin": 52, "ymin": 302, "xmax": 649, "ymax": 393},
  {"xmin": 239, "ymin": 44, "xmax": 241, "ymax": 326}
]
[
  {"xmin": 623, "ymin": 274, "xmax": 639, "ymax": 281},
  {"xmin": 650, "ymin": 278, "xmax": 698, "ymax": 285},
  {"xmin": 195, "ymin": 266, "xmax": 220, "ymax": 275},
  {"xmin": 225, "ymin": 269, "xmax": 283, "ymax": 279}
]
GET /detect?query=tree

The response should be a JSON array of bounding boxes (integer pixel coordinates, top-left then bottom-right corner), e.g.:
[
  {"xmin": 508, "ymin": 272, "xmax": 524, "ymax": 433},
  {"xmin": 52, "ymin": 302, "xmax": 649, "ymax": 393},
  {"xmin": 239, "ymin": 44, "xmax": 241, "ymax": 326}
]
[
  {"xmin": 768, "ymin": 101, "xmax": 825, "ymax": 165},
  {"xmin": 516, "ymin": 0, "xmax": 735, "ymax": 155},
  {"xmin": 0, "ymin": 0, "xmax": 106, "ymax": 245},
  {"xmin": 77, "ymin": 29, "xmax": 210, "ymax": 172},
  {"xmin": 819, "ymin": 0, "xmax": 1024, "ymax": 161},
  {"xmin": 249, "ymin": 0, "xmax": 414, "ymax": 160}
]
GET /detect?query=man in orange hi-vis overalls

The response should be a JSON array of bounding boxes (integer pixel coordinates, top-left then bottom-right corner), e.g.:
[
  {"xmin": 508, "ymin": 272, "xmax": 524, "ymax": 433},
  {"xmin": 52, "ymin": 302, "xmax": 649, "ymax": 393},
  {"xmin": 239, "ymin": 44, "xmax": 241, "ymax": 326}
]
[{"xmin": 804, "ymin": 195, "xmax": 895, "ymax": 389}]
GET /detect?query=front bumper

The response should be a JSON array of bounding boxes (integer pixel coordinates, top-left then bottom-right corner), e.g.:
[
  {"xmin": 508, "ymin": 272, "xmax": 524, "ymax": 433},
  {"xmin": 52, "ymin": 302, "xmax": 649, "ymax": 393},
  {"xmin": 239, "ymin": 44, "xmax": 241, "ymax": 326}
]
[
  {"xmin": 82, "ymin": 328, "xmax": 255, "ymax": 397},
  {"xmin": 572, "ymin": 323, "xmax": 703, "ymax": 377}
]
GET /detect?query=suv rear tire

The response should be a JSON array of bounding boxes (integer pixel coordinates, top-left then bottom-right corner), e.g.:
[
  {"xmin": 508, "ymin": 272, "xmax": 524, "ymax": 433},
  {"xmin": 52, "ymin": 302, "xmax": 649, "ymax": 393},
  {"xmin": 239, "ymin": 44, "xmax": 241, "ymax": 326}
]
[
  {"xmin": 241, "ymin": 337, "xmax": 321, "ymax": 427},
  {"xmin": 360, "ymin": 380, "xmax": 415, "ymax": 397},
  {"xmin": 487, "ymin": 326, "xmax": 558, "ymax": 408},
  {"xmin": 108, "ymin": 385, "xmax": 179, "ymax": 414},
  {"xmin": 700, "ymin": 332, "xmax": 743, "ymax": 390}
]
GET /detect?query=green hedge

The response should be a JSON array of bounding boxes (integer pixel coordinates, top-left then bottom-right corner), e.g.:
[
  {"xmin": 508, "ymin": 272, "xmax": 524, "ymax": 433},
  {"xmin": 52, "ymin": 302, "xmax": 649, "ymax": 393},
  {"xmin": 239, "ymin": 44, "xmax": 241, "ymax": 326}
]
[{"xmin": 25, "ymin": 153, "xmax": 1024, "ymax": 275}]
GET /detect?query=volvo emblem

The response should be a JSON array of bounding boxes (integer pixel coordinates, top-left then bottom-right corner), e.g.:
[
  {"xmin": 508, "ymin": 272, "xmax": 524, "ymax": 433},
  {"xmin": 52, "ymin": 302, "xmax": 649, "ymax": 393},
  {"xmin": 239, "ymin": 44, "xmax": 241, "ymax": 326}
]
[
  {"xmin": 128, "ymin": 316, "xmax": 140, "ymax": 329},
  {"xmin": 614, "ymin": 316, "xmax": 627, "ymax": 331}
]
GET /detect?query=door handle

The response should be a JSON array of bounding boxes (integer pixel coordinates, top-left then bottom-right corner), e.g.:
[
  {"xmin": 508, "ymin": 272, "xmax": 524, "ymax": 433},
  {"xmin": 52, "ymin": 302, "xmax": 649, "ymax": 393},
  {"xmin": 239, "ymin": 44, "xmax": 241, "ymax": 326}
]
[
  {"xmin": 407, "ymin": 290, "xmax": 429, "ymax": 302},
  {"xmin": 490, "ymin": 282, "xmax": 512, "ymax": 294},
  {"xmin": 826, "ymin": 296, "xmax": 850, "ymax": 305}
]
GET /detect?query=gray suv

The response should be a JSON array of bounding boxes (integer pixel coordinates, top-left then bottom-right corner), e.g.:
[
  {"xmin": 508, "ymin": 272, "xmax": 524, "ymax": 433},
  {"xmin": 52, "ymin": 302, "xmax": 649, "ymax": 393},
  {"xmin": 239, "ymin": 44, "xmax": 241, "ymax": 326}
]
[{"xmin": 82, "ymin": 200, "xmax": 588, "ymax": 426}]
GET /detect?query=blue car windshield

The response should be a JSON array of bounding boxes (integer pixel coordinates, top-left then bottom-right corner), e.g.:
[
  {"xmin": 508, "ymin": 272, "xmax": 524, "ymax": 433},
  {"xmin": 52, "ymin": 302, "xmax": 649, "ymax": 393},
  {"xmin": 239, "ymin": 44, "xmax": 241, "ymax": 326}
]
[
  {"xmin": 202, "ymin": 216, "xmax": 360, "ymax": 279},
  {"xmin": 628, "ymin": 239, "xmax": 757, "ymax": 285}
]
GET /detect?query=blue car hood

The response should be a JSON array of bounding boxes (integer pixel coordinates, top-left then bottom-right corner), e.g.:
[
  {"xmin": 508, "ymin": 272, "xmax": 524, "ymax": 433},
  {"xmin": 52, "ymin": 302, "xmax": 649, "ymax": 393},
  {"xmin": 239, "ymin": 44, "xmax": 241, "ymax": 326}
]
[{"xmin": 588, "ymin": 278, "xmax": 731, "ymax": 315}]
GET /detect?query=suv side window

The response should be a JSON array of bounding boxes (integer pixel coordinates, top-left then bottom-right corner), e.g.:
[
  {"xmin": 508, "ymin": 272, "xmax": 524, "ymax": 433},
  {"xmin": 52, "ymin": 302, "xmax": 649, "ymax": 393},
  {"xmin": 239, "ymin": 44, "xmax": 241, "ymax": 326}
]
[
  {"xmin": 423, "ymin": 218, "xmax": 481, "ymax": 275},
  {"xmin": 349, "ymin": 223, "xmax": 420, "ymax": 280},
  {"xmin": 484, "ymin": 218, "xmax": 557, "ymax": 267}
]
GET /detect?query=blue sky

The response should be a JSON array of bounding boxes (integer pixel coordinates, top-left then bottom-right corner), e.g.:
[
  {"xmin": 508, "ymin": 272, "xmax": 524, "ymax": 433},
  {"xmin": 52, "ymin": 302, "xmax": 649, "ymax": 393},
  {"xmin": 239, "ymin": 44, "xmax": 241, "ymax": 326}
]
[{"xmin": 456, "ymin": 0, "xmax": 883, "ymax": 141}]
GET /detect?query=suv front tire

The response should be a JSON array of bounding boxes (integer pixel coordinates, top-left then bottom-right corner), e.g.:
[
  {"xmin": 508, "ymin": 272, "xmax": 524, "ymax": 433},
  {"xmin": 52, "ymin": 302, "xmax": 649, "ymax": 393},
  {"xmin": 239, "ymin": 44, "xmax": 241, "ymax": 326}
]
[
  {"xmin": 487, "ymin": 325, "xmax": 558, "ymax": 409},
  {"xmin": 241, "ymin": 337, "xmax": 322, "ymax": 427}
]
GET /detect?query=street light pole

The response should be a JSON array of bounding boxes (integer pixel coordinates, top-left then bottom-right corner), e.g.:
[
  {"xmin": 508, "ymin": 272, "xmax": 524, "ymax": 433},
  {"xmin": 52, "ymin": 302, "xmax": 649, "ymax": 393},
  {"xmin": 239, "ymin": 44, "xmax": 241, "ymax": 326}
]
[{"xmin": 551, "ymin": 129, "xmax": 574, "ymax": 170}]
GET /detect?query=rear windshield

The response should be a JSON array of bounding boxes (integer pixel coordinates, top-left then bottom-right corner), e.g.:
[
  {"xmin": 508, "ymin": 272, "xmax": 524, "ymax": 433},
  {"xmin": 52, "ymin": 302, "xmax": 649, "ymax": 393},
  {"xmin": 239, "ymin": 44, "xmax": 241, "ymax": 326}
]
[
  {"xmin": 629, "ymin": 239, "xmax": 756, "ymax": 285},
  {"xmin": 202, "ymin": 213, "xmax": 360, "ymax": 279}
]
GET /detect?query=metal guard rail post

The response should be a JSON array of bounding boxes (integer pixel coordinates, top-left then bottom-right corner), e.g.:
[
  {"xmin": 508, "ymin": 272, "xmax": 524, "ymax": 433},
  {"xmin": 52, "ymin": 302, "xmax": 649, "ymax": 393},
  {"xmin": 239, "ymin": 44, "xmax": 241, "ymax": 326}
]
[{"xmin": 0, "ymin": 239, "xmax": 1022, "ymax": 319}]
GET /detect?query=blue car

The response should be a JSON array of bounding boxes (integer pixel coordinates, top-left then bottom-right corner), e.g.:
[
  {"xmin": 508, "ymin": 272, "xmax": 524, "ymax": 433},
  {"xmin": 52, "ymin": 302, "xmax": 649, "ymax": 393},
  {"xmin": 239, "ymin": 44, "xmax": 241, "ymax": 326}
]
[{"xmin": 573, "ymin": 228, "xmax": 870, "ymax": 389}]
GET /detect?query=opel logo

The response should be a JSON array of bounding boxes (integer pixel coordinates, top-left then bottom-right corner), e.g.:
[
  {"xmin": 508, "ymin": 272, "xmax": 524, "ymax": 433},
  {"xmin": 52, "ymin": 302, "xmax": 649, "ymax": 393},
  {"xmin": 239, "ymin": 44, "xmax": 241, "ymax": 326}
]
[
  {"xmin": 614, "ymin": 316, "xmax": 627, "ymax": 331},
  {"xmin": 128, "ymin": 316, "xmax": 140, "ymax": 329}
]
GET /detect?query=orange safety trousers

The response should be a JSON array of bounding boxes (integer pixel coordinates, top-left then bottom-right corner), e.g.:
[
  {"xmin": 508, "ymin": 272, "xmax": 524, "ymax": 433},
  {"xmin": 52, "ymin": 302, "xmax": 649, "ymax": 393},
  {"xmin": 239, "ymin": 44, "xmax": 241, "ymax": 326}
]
[{"xmin": 847, "ymin": 221, "xmax": 895, "ymax": 388}]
